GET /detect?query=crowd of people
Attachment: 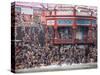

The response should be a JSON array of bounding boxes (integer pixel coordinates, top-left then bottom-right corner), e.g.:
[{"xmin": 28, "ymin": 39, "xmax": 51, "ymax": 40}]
[
  {"xmin": 15, "ymin": 41, "xmax": 97, "ymax": 69},
  {"xmin": 15, "ymin": 24, "xmax": 97, "ymax": 70}
]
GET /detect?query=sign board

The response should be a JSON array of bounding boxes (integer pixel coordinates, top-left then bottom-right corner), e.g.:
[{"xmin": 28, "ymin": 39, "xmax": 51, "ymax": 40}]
[
  {"xmin": 57, "ymin": 20, "xmax": 73, "ymax": 25},
  {"xmin": 47, "ymin": 20, "xmax": 55, "ymax": 26}
]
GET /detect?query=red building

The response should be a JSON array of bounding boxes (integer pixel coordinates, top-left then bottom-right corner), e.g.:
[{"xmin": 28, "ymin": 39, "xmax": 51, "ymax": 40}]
[{"xmin": 42, "ymin": 5, "xmax": 97, "ymax": 45}]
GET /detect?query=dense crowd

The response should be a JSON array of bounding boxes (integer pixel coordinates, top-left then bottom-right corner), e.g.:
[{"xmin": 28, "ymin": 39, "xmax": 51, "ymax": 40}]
[
  {"xmin": 15, "ymin": 41, "xmax": 97, "ymax": 69},
  {"xmin": 15, "ymin": 25, "xmax": 97, "ymax": 69}
]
